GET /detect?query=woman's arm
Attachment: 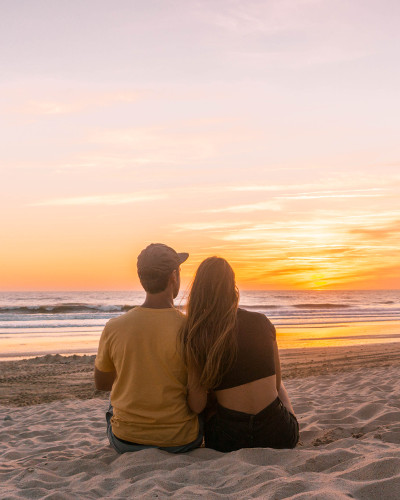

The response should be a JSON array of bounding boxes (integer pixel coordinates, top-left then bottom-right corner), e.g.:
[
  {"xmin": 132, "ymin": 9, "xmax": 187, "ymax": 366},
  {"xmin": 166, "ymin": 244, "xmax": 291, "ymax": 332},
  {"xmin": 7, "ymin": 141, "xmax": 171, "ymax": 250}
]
[
  {"xmin": 273, "ymin": 339, "xmax": 282, "ymax": 392},
  {"xmin": 187, "ymin": 367, "xmax": 207, "ymax": 414},
  {"xmin": 273, "ymin": 339, "xmax": 295, "ymax": 414}
]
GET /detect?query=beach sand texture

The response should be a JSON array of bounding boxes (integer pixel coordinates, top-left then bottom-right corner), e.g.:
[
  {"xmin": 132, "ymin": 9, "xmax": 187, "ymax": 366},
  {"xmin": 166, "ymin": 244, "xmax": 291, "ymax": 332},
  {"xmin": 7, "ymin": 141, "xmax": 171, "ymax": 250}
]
[{"xmin": 1, "ymin": 347, "xmax": 400, "ymax": 499}]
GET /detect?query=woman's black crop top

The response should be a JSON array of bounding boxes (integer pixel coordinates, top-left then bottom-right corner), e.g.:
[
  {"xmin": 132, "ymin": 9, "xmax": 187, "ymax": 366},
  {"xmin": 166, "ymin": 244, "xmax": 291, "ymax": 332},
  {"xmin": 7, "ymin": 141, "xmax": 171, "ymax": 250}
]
[{"xmin": 214, "ymin": 308, "xmax": 276, "ymax": 391}]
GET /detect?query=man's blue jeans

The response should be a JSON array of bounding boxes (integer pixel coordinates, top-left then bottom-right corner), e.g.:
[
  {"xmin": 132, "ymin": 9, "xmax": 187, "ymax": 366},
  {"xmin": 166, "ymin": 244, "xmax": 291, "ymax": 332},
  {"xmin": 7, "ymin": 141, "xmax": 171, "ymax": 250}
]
[{"xmin": 106, "ymin": 404, "xmax": 204, "ymax": 454}]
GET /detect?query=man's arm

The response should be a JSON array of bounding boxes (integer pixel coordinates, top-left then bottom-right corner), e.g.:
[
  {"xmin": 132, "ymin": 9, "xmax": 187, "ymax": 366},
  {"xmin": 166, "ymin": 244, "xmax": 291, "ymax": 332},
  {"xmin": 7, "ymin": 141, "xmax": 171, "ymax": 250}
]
[{"xmin": 94, "ymin": 366, "xmax": 116, "ymax": 391}]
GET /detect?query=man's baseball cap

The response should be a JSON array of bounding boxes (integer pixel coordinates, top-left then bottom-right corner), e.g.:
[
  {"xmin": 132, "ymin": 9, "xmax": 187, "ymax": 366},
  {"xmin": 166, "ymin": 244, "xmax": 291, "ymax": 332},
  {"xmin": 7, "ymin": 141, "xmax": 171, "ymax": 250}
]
[{"xmin": 137, "ymin": 243, "xmax": 189, "ymax": 276}]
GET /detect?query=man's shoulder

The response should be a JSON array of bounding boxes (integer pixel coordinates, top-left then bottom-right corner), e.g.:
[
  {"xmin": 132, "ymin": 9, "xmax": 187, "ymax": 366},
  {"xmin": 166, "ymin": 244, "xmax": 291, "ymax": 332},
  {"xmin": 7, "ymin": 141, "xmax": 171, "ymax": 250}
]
[
  {"xmin": 102, "ymin": 306, "xmax": 138, "ymax": 332},
  {"xmin": 104, "ymin": 306, "xmax": 185, "ymax": 331},
  {"xmin": 169, "ymin": 307, "xmax": 185, "ymax": 320}
]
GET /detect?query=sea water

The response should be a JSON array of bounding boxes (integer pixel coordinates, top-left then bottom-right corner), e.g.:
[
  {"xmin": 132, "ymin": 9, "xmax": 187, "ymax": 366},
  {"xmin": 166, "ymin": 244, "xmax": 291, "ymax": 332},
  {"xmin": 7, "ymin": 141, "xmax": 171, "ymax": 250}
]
[{"xmin": 0, "ymin": 290, "xmax": 399, "ymax": 359}]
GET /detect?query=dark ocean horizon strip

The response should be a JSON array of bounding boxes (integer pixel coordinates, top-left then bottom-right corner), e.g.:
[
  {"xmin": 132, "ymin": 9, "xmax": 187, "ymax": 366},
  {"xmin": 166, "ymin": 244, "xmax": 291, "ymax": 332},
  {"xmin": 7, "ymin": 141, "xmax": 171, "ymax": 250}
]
[
  {"xmin": 1, "ymin": 309, "xmax": 399, "ymax": 321},
  {"xmin": 0, "ymin": 302, "xmax": 398, "ymax": 315}
]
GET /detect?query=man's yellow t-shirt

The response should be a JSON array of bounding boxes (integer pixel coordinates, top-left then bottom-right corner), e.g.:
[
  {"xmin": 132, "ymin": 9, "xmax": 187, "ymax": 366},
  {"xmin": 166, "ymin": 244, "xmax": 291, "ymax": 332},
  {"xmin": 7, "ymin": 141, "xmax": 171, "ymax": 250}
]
[{"xmin": 95, "ymin": 306, "xmax": 198, "ymax": 446}]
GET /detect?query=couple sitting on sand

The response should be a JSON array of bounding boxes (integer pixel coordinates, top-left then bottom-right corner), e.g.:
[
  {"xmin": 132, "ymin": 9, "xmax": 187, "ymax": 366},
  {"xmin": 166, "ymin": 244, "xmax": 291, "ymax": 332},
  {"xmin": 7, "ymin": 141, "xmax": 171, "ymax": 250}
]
[{"xmin": 94, "ymin": 243, "xmax": 299, "ymax": 453}]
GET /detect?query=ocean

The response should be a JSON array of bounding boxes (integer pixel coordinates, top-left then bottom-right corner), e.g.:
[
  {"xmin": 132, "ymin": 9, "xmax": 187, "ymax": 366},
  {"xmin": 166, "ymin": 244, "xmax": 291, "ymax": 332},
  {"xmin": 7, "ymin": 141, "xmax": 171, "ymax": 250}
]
[{"xmin": 1, "ymin": 290, "xmax": 399, "ymax": 360}]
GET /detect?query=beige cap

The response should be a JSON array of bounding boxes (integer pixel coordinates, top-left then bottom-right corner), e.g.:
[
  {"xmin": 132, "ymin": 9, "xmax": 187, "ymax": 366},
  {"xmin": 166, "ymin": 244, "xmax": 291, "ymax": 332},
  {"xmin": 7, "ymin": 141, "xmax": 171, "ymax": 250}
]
[{"xmin": 137, "ymin": 243, "xmax": 189, "ymax": 276}]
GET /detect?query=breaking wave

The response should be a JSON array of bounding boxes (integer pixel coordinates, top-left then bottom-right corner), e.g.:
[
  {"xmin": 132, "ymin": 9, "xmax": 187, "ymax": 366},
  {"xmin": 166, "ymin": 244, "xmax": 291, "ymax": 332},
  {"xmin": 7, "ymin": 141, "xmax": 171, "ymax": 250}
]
[
  {"xmin": 292, "ymin": 304, "xmax": 352, "ymax": 309},
  {"xmin": 0, "ymin": 304, "xmax": 136, "ymax": 315}
]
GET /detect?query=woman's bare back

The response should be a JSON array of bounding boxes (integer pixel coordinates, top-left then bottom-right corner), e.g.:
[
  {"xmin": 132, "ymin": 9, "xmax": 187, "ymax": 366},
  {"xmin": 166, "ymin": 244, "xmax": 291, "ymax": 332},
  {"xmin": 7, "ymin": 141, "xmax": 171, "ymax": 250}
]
[{"xmin": 215, "ymin": 375, "xmax": 278, "ymax": 414}]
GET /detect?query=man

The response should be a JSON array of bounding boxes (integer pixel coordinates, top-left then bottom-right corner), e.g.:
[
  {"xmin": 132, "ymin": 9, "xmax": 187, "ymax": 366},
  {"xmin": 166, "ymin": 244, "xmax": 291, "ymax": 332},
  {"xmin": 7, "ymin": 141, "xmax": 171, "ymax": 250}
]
[{"xmin": 94, "ymin": 243, "xmax": 203, "ymax": 453}]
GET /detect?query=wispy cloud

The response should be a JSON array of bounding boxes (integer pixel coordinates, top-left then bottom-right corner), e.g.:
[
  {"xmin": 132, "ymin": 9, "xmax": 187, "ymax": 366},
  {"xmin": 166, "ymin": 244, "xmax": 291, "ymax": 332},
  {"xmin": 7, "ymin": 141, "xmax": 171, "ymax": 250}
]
[
  {"xmin": 278, "ymin": 192, "xmax": 385, "ymax": 200},
  {"xmin": 229, "ymin": 184, "xmax": 387, "ymax": 195},
  {"xmin": 228, "ymin": 184, "xmax": 310, "ymax": 192},
  {"xmin": 24, "ymin": 101, "xmax": 72, "ymax": 115},
  {"xmin": 349, "ymin": 220, "xmax": 400, "ymax": 239},
  {"xmin": 204, "ymin": 0, "xmax": 324, "ymax": 35},
  {"xmin": 204, "ymin": 201, "xmax": 281, "ymax": 214},
  {"xmin": 8, "ymin": 90, "xmax": 147, "ymax": 116},
  {"xmin": 173, "ymin": 221, "xmax": 251, "ymax": 232},
  {"xmin": 87, "ymin": 126, "xmax": 218, "ymax": 165},
  {"xmin": 29, "ymin": 193, "xmax": 166, "ymax": 207}
]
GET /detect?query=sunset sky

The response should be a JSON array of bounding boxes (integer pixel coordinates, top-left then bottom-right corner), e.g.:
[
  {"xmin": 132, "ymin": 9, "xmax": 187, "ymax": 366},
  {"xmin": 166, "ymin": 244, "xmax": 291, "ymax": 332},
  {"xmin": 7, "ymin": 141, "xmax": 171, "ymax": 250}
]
[{"xmin": 1, "ymin": 0, "xmax": 399, "ymax": 290}]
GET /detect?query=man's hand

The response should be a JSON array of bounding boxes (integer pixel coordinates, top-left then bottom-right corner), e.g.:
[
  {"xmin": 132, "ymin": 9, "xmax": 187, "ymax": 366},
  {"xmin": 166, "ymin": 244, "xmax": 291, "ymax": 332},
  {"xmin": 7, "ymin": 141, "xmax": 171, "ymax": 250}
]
[{"xmin": 94, "ymin": 366, "xmax": 116, "ymax": 391}]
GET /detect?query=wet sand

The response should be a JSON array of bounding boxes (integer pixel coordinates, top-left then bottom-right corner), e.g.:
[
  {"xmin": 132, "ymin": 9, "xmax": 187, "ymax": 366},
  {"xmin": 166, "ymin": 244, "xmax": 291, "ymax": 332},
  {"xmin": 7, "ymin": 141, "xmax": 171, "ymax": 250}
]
[{"xmin": 2, "ymin": 320, "xmax": 400, "ymax": 361}]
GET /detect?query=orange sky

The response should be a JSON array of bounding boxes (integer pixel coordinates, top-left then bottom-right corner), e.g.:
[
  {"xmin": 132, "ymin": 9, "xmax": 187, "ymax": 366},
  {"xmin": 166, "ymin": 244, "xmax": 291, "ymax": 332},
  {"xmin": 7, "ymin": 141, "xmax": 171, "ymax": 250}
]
[
  {"xmin": 1, "ymin": 1, "xmax": 400, "ymax": 291},
  {"xmin": 1, "ymin": 180, "xmax": 399, "ymax": 290}
]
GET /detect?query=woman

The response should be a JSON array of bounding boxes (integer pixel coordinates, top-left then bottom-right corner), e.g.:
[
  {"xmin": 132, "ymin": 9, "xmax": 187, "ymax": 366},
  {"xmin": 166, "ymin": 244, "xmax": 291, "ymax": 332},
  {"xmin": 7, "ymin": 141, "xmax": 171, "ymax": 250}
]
[{"xmin": 180, "ymin": 257, "xmax": 299, "ymax": 452}]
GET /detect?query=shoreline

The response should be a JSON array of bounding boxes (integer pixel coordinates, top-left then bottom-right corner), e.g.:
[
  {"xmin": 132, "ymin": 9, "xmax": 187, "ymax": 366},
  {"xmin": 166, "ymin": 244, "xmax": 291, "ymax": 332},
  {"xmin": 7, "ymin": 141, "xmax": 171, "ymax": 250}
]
[
  {"xmin": 1, "ymin": 341, "xmax": 400, "ymax": 407},
  {"xmin": 1, "ymin": 319, "xmax": 400, "ymax": 361}
]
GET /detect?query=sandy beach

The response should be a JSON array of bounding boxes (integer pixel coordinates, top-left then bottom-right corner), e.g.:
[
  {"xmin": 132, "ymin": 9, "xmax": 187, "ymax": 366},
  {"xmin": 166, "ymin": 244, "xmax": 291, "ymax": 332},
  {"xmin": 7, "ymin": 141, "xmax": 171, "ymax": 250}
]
[
  {"xmin": 1, "ymin": 342, "xmax": 400, "ymax": 406},
  {"xmin": 1, "ymin": 343, "xmax": 400, "ymax": 499}
]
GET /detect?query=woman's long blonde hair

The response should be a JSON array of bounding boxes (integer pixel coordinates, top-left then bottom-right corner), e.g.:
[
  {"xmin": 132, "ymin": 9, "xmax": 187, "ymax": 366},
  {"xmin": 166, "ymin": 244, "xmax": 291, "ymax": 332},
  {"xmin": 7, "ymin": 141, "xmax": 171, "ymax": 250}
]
[{"xmin": 180, "ymin": 257, "xmax": 239, "ymax": 390}]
